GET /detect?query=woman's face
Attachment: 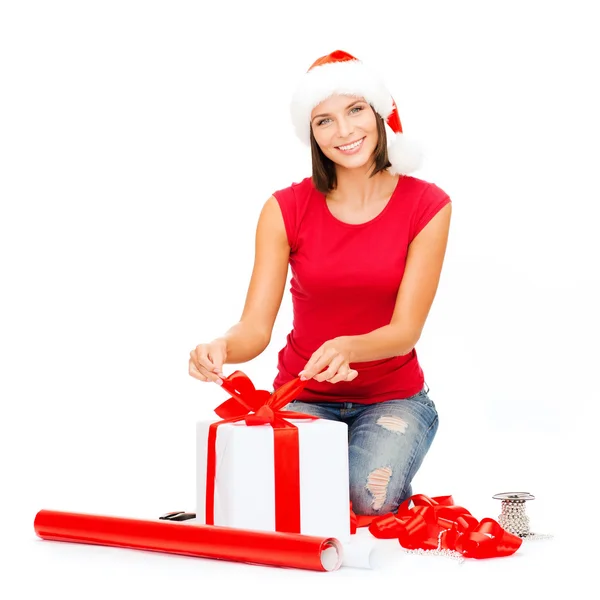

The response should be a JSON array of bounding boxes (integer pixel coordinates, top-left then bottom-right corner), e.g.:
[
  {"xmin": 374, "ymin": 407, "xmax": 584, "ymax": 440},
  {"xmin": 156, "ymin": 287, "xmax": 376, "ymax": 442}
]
[{"xmin": 310, "ymin": 94, "xmax": 378, "ymax": 169}]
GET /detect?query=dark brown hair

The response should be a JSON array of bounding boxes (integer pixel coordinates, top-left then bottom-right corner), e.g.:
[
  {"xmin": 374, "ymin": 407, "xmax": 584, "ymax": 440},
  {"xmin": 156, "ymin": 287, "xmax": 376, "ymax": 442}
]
[{"xmin": 310, "ymin": 108, "xmax": 391, "ymax": 195}]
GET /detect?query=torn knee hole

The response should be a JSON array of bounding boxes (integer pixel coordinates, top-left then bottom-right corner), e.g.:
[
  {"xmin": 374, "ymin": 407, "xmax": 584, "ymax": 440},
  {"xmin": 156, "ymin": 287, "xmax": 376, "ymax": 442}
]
[
  {"xmin": 377, "ymin": 415, "xmax": 408, "ymax": 434},
  {"xmin": 365, "ymin": 466, "xmax": 392, "ymax": 511}
]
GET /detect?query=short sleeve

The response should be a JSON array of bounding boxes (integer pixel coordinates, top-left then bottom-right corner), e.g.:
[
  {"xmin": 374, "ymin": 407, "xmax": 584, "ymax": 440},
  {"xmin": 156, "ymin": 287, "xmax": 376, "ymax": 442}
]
[
  {"xmin": 272, "ymin": 184, "xmax": 299, "ymax": 253},
  {"xmin": 409, "ymin": 182, "xmax": 451, "ymax": 243}
]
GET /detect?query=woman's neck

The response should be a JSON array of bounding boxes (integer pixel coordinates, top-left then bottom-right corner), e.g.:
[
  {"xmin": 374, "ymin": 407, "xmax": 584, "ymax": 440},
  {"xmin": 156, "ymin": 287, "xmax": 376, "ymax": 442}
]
[{"xmin": 329, "ymin": 165, "xmax": 399, "ymax": 207}]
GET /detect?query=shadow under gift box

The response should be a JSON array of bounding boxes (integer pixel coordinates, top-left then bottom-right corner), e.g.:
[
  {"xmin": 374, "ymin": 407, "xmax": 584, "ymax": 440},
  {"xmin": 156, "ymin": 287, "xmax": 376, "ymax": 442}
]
[{"xmin": 196, "ymin": 418, "xmax": 351, "ymax": 543}]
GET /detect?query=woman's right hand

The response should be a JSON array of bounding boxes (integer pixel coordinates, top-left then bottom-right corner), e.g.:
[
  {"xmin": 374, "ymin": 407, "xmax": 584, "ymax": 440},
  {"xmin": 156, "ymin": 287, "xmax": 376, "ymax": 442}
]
[{"xmin": 189, "ymin": 338, "xmax": 228, "ymax": 384}]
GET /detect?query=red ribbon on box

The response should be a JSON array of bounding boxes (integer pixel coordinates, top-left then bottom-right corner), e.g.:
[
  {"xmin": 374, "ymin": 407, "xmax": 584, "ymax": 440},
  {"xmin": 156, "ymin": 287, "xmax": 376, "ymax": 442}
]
[
  {"xmin": 351, "ymin": 493, "xmax": 522, "ymax": 559},
  {"xmin": 205, "ymin": 371, "xmax": 316, "ymax": 534}
]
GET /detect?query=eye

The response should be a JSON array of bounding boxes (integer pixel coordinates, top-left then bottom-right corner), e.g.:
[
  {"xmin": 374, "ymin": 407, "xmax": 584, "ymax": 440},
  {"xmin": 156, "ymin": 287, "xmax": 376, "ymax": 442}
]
[
  {"xmin": 350, "ymin": 106, "xmax": 364, "ymax": 114},
  {"xmin": 317, "ymin": 117, "xmax": 331, "ymax": 126}
]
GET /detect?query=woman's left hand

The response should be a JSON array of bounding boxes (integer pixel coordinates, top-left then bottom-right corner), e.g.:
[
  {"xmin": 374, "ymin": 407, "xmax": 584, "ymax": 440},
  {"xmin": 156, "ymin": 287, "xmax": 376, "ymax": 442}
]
[{"xmin": 299, "ymin": 338, "xmax": 358, "ymax": 384}]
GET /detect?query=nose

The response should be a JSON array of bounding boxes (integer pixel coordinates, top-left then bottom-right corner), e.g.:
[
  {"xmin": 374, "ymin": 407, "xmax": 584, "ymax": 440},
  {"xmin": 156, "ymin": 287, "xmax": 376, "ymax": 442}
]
[{"xmin": 336, "ymin": 115, "xmax": 354, "ymax": 140}]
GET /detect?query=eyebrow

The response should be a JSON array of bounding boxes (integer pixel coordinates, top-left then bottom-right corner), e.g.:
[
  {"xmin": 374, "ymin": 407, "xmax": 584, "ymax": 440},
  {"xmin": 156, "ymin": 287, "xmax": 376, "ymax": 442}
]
[{"xmin": 311, "ymin": 100, "xmax": 365, "ymax": 122}]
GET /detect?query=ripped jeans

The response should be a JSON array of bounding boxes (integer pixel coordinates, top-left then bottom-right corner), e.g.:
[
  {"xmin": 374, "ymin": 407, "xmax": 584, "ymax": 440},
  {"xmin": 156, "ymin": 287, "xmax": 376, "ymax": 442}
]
[{"xmin": 283, "ymin": 386, "xmax": 439, "ymax": 516}]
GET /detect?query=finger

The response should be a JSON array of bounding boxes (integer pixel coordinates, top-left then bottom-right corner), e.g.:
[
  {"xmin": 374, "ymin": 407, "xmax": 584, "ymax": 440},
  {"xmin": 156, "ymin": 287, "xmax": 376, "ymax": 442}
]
[
  {"xmin": 346, "ymin": 369, "xmax": 359, "ymax": 381},
  {"xmin": 191, "ymin": 348, "xmax": 222, "ymax": 383},
  {"xmin": 189, "ymin": 359, "xmax": 209, "ymax": 381},
  {"xmin": 314, "ymin": 355, "xmax": 345, "ymax": 383},
  {"xmin": 207, "ymin": 347, "xmax": 226, "ymax": 376},
  {"xmin": 300, "ymin": 348, "xmax": 337, "ymax": 380},
  {"xmin": 189, "ymin": 349, "xmax": 202, "ymax": 372},
  {"xmin": 191, "ymin": 347, "xmax": 215, "ymax": 372},
  {"xmin": 205, "ymin": 370, "xmax": 224, "ymax": 384},
  {"xmin": 328, "ymin": 364, "xmax": 351, "ymax": 384},
  {"xmin": 299, "ymin": 352, "xmax": 323, "ymax": 380},
  {"xmin": 189, "ymin": 357, "xmax": 222, "ymax": 384}
]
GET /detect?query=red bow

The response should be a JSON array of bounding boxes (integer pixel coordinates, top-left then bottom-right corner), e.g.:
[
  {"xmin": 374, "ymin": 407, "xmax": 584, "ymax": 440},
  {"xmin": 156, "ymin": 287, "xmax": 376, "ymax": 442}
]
[
  {"xmin": 360, "ymin": 494, "xmax": 522, "ymax": 558},
  {"xmin": 205, "ymin": 371, "xmax": 316, "ymax": 533}
]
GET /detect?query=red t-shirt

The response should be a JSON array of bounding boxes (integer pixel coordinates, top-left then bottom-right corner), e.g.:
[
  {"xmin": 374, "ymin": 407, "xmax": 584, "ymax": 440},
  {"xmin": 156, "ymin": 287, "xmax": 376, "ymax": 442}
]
[{"xmin": 272, "ymin": 174, "xmax": 451, "ymax": 403}]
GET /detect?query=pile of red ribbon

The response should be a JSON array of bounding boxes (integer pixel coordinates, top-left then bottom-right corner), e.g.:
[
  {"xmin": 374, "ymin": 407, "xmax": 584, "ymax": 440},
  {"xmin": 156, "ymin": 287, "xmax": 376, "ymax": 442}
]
[
  {"xmin": 211, "ymin": 372, "xmax": 522, "ymax": 560},
  {"xmin": 351, "ymin": 494, "xmax": 522, "ymax": 558}
]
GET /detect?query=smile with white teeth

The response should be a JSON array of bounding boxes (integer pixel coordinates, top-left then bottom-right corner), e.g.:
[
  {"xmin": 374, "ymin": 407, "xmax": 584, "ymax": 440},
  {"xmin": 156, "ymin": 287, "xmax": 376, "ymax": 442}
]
[{"xmin": 337, "ymin": 138, "xmax": 365, "ymax": 151}]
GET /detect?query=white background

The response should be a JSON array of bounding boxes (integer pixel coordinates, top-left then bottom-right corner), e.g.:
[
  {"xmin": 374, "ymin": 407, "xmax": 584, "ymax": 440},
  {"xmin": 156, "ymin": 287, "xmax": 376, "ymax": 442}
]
[{"xmin": 1, "ymin": 0, "xmax": 598, "ymax": 597}]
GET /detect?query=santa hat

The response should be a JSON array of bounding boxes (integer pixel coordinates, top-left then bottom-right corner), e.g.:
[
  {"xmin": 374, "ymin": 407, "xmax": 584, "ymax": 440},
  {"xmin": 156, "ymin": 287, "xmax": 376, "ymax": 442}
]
[{"xmin": 290, "ymin": 50, "xmax": 423, "ymax": 175}]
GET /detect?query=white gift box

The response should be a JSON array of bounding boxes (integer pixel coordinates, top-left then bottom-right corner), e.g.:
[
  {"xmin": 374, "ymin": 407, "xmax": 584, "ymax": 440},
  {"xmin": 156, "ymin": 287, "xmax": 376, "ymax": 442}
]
[{"xmin": 196, "ymin": 417, "xmax": 351, "ymax": 543}]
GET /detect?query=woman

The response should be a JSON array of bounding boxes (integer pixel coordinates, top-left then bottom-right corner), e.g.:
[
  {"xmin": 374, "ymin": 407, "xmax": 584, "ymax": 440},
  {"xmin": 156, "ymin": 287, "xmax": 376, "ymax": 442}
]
[{"xmin": 189, "ymin": 50, "xmax": 452, "ymax": 516}]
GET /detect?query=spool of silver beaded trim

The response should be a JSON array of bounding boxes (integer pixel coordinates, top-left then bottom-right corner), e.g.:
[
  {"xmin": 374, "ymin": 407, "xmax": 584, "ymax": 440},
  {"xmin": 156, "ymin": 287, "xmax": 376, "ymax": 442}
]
[{"xmin": 493, "ymin": 492, "xmax": 552, "ymax": 540}]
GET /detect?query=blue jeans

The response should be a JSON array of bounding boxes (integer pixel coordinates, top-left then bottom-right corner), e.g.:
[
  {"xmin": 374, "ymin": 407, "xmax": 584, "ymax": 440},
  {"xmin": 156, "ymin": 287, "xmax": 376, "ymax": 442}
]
[{"xmin": 283, "ymin": 386, "xmax": 439, "ymax": 516}]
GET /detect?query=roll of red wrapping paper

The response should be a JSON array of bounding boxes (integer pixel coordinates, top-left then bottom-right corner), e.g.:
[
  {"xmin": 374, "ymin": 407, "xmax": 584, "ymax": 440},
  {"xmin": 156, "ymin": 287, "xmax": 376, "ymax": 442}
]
[{"xmin": 33, "ymin": 510, "xmax": 343, "ymax": 572}]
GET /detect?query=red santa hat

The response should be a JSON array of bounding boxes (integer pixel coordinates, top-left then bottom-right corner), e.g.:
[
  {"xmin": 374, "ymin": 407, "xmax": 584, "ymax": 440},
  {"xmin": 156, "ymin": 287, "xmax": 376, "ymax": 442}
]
[{"xmin": 290, "ymin": 50, "xmax": 423, "ymax": 175}]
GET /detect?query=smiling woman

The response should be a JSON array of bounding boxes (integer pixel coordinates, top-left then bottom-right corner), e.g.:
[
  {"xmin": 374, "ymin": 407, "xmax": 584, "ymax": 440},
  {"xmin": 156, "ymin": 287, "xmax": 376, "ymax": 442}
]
[{"xmin": 190, "ymin": 49, "xmax": 452, "ymax": 517}]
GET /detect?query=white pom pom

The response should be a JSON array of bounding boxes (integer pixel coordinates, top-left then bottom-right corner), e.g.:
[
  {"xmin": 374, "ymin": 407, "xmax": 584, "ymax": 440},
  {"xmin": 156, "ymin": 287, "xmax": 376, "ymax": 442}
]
[{"xmin": 387, "ymin": 133, "xmax": 424, "ymax": 175}]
